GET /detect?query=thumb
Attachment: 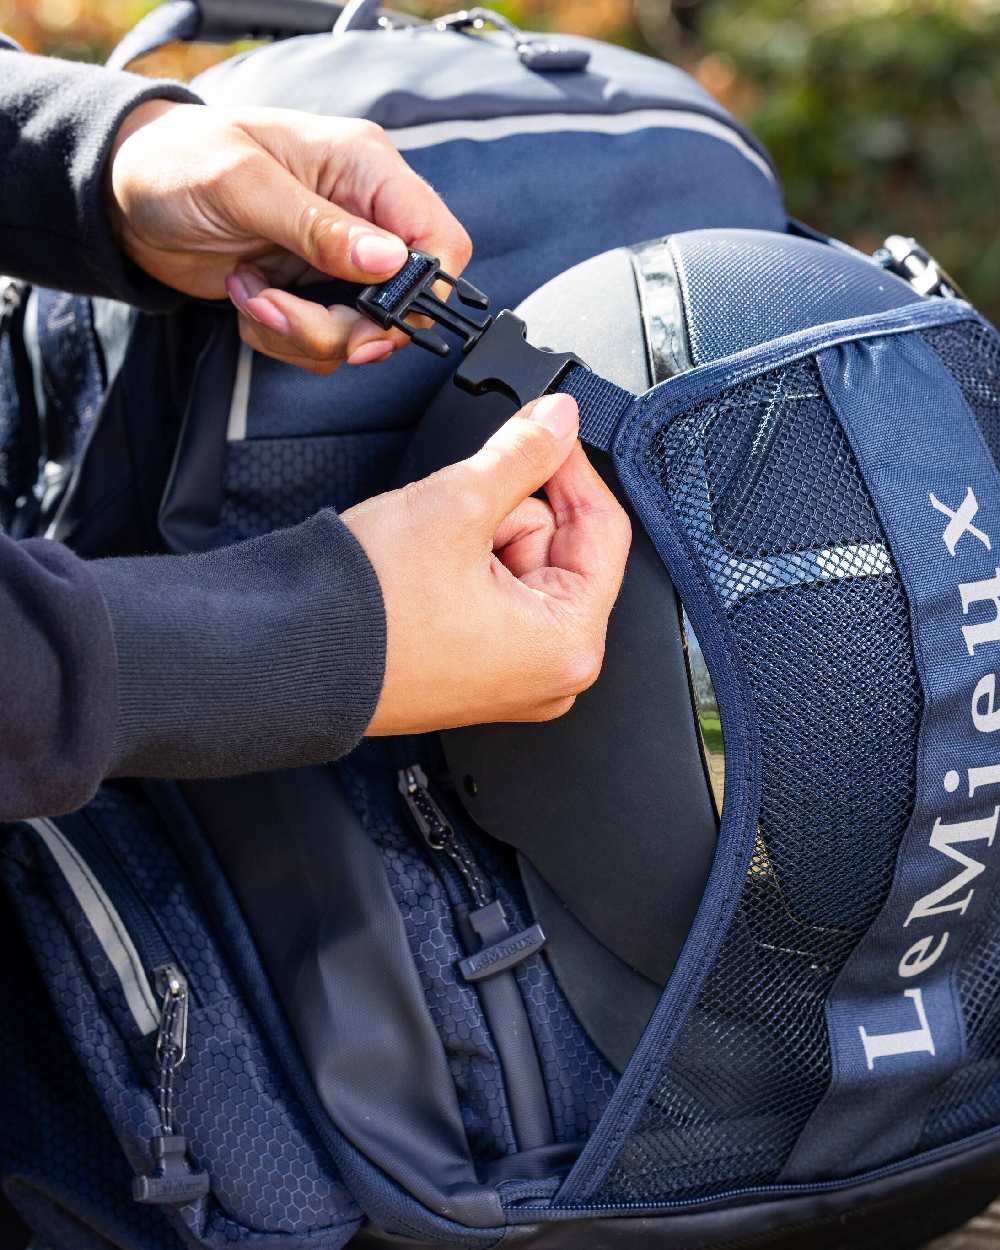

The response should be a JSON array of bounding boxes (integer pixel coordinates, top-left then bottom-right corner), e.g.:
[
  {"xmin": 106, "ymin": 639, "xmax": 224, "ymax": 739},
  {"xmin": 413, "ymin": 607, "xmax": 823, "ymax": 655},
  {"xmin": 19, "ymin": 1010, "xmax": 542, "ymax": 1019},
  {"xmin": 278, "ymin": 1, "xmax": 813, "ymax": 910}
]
[
  {"xmin": 457, "ymin": 394, "xmax": 580, "ymax": 533},
  {"xmin": 234, "ymin": 162, "xmax": 409, "ymax": 283}
]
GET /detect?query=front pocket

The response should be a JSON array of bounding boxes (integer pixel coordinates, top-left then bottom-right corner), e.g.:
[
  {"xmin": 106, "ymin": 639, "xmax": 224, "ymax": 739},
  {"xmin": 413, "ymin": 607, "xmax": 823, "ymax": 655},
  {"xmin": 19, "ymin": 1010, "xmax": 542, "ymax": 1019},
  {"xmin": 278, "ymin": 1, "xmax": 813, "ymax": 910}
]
[{"xmin": 0, "ymin": 789, "xmax": 360, "ymax": 1248}]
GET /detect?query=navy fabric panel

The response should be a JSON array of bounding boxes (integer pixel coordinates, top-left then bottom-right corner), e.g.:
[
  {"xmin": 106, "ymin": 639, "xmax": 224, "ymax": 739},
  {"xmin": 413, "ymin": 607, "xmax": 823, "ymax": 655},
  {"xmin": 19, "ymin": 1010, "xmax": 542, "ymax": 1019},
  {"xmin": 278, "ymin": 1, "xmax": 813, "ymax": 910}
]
[
  {"xmin": 154, "ymin": 780, "xmax": 504, "ymax": 1248},
  {"xmin": 242, "ymin": 128, "xmax": 784, "ymax": 440},
  {"xmin": 0, "ymin": 897, "xmax": 182, "ymax": 1250},
  {"xmin": 672, "ymin": 230, "xmax": 922, "ymax": 365},
  {"xmin": 0, "ymin": 792, "xmax": 363, "ymax": 1248},
  {"xmin": 195, "ymin": 28, "xmax": 768, "ymax": 159},
  {"xmin": 784, "ymin": 329, "xmax": 1000, "ymax": 1180}
]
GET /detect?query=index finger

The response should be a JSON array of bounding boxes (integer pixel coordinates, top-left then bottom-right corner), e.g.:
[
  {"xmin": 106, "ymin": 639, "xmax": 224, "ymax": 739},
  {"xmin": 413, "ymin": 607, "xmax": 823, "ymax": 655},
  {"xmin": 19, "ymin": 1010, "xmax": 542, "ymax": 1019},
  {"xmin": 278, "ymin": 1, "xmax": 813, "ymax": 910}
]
[{"xmin": 346, "ymin": 128, "xmax": 473, "ymax": 280}]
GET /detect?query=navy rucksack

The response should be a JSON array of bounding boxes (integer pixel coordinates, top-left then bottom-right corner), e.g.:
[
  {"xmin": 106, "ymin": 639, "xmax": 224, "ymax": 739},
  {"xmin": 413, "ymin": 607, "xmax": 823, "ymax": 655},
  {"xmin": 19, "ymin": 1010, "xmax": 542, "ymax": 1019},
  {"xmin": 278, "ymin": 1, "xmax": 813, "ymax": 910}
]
[{"xmin": 4, "ymin": 5, "xmax": 1000, "ymax": 1250}]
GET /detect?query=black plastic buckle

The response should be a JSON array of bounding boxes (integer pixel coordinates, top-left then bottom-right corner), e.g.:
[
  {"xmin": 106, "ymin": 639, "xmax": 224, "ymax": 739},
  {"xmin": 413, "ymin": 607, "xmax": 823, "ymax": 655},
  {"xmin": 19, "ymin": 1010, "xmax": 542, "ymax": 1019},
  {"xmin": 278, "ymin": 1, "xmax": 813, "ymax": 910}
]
[
  {"xmin": 356, "ymin": 250, "xmax": 491, "ymax": 358},
  {"xmin": 455, "ymin": 311, "xmax": 587, "ymax": 409},
  {"xmin": 874, "ymin": 235, "xmax": 966, "ymax": 301},
  {"xmin": 356, "ymin": 250, "xmax": 589, "ymax": 408}
]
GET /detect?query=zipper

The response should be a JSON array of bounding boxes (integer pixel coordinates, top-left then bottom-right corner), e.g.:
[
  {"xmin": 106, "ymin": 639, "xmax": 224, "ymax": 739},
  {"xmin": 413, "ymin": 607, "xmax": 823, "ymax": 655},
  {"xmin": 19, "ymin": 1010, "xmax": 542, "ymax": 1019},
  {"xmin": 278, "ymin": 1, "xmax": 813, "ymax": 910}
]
[
  {"xmin": 503, "ymin": 1120, "xmax": 1000, "ymax": 1216},
  {"xmin": 398, "ymin": 765, "xmax": 554, "ymax": 1152},
  {"xmin": 68, "ymin": 815, "xmax": 176, "ymax": 983},
  {"xmin": 26, "ymin": 818, "xmax": 209, "ymax": 1207},
  {"xmin": 28, "ymin": 818, "xmax": 161, "ymax": 1036}
]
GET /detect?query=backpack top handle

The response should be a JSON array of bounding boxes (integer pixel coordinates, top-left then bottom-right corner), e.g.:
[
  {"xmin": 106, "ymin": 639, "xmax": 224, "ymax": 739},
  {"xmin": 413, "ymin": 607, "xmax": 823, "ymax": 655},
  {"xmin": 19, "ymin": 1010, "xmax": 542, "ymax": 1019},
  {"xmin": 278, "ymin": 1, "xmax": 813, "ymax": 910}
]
[{"xmin": 106, "ymin": 0, "xmax": 415, "ymax": 71}]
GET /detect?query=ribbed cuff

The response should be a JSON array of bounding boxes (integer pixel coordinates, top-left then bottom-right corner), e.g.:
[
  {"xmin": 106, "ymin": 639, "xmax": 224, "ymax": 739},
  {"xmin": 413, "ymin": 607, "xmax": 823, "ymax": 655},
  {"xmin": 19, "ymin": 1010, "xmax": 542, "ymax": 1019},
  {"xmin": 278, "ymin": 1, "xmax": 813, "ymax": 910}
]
[
  {"xmin": 92, "ymin": 510, "xmax": 386, "ymax": 779},
  {"xmin": 73, "ymin": 68, "xmax": 203, "ymax": 310}
]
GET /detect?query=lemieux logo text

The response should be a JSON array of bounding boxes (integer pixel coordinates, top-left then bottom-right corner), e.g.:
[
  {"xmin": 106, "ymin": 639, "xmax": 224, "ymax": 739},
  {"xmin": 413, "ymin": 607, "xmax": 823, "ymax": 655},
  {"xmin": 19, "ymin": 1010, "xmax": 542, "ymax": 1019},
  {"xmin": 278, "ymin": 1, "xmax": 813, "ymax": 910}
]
[{"xmin": 859, "ymin": 486, "xmax": 1000, "ymax": 1070}]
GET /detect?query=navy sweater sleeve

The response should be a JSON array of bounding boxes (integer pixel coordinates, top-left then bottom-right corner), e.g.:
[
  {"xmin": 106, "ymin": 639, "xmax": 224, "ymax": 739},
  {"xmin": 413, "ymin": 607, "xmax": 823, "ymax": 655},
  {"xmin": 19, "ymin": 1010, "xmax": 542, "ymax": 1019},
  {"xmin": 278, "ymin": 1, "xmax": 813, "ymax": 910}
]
[
  {"xmin": 0, "ymin": 35, "xmax": 200, "ymax": 307},
  {"xmin": 0, "ymin": 42, "xmax": 387, "ymax": 819}
]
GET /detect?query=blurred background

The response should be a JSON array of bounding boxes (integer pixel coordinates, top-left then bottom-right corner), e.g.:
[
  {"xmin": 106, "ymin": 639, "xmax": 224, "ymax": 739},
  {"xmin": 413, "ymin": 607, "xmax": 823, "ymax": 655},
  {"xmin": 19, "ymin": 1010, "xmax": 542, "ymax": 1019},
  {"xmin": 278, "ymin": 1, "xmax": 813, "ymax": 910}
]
[{"xmin": 1, "ymin": 0, "xmax": 997, "ymax": 317}]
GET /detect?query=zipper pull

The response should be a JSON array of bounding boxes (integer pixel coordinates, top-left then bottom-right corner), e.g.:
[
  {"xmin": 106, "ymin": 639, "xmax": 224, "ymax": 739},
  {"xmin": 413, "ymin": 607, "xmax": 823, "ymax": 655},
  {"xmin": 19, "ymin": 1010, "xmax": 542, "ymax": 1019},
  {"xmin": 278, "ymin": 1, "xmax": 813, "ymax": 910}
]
[
  {"xmin": 399, "ymin": 766, "xmax": 547, "ymax": 983},
  {"xmin": 398, "ymin": 765, "xmax": 450, "ymax": 850},
  {"xmin": 399, "ymin": 766, "xmax": 492, "ymax": 905},
  {"xmin": 459, "ymin": 900, "xmax": 547, "ymax": 984},
  {"xmin": 133, "ymin": 965, "xmax": 210, "ymax": 1207},
  {"xmin": 156, "ymin": 965, "xmax": 189, "ymax": 1068}
]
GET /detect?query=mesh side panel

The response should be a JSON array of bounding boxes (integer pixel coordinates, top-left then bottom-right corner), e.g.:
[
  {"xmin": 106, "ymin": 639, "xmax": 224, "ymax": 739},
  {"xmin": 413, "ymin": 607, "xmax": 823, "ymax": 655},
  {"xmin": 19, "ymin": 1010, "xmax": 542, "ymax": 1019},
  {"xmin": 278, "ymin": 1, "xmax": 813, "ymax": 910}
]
[
  {"xmin": 922, "ymin": 322, "xmax": 1000, "ymax": 470},
  {"xmin": 703, "ymin": 365, "xmax": 882, "ymax": 559},
  {"xmin": 591, "ymin": 358, "xmax": 922, "ymax": 1204}
]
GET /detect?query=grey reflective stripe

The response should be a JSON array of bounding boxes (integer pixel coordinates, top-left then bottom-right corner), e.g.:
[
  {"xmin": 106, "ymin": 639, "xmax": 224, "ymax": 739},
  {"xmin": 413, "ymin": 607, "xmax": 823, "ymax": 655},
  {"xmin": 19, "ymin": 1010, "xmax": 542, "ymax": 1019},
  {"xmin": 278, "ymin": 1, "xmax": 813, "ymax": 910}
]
[
  {"xmin": 226, "ymin": 342, "xmax": 254, "ymax": 442},
  {"xmin": 28, "ymin": 818, "xmax": 160, "ymax": 1036},
  {"xmin": 386, "ymin": 108, "xmax": 775, "ymax": 183}
]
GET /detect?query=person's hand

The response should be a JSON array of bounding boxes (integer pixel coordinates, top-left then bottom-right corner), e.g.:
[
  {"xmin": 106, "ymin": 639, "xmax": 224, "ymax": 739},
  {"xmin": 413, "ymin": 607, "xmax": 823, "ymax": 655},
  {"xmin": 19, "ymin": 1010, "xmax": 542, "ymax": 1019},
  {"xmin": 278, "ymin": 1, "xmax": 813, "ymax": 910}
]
[
  {"xmin": 106, "ymin": 100, "xmax": 471, "ymax": 374},
  {"xmin": 343, "ymin": 393, "xmax": 632, "ymax": 735}
]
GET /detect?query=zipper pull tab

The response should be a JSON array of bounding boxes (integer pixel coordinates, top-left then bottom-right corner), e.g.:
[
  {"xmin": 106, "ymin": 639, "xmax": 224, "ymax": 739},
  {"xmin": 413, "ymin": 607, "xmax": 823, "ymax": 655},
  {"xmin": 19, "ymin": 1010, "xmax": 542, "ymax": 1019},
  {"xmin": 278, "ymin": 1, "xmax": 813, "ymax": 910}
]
[
  {"xmin": 133, "ymin": 965, "xmax": 209, "ymax": 1207},
  {"xmin": 459, "ymin": 901, "xmax": 547, "ymax": 984}
]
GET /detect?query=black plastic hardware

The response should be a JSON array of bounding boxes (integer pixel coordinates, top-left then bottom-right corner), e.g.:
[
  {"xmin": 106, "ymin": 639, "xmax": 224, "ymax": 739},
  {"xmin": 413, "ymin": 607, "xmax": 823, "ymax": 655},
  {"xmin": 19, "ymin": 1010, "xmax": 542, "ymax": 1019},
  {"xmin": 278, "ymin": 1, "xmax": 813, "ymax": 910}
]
[
  {"xmin": 132, "ymin": 1135, "xmax": 211, "ymax": 1207},
  {"xmin": 455, "ymin": 311, "xmax": 588, "ymax": 409},
  {"xmin": 356, "ymin": 252, "xmax": 589, "ymax": 407},
  {"xmin": 356, "ymin": 251, "xmax": 491, "ymax": 358},
  {"xmin": 459, "ymin": 902, "xmax": 547, "ymax": 983},
  {"xmin": 874, "ymin": 235, "xmax": 966, "ymax": 301}
]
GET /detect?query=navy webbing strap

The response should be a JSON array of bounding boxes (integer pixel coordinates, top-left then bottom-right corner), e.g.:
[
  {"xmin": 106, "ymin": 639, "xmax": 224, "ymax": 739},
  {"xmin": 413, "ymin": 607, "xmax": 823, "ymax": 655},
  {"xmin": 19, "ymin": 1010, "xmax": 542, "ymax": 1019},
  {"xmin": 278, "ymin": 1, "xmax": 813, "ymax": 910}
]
[{"xmin": 558, "ymin": 364, "xmax": 636, "ymax": 453}]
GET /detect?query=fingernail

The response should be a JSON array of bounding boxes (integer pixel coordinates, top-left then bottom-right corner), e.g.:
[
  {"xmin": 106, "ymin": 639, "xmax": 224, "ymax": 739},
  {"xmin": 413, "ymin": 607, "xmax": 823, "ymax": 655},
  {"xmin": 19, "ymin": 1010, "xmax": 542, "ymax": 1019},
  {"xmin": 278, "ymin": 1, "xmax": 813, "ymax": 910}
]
[
  {"xmin": 529, "ymin": 393, "xmax": 578, "ymax": 440},
  {"xmin": 245, "ymin": 297, "xmax": 290, "ymax": 336},
  {"xmin": 226, "ymin": 268, "xmax": 268, "ymax": 306},
  {"xmin": 227, "ymin": 270, "xmax": 287, "ymax": 334},
  {"xmin": 351, "ymin": 232, "xmax": 408, "ymax": 275},
  {"xmin": 348, "ymin": 340, "xmax": 394, "ymax": 366},
  {"xmin": 225, "ymin": 273, "xmax": 249, "ymax": 306}
]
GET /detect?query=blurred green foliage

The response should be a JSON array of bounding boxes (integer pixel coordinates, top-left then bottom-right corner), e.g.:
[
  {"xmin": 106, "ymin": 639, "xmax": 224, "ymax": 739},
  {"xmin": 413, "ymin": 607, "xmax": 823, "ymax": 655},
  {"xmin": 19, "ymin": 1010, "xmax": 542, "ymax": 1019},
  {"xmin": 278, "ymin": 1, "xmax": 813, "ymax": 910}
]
[
  {"xmin": 699, "ymin": 1, "xmax": 1000, "ymax": 320},
  {"xmin": 1, "ymin": 0, "xmax": 997, "ymax": 315}
]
